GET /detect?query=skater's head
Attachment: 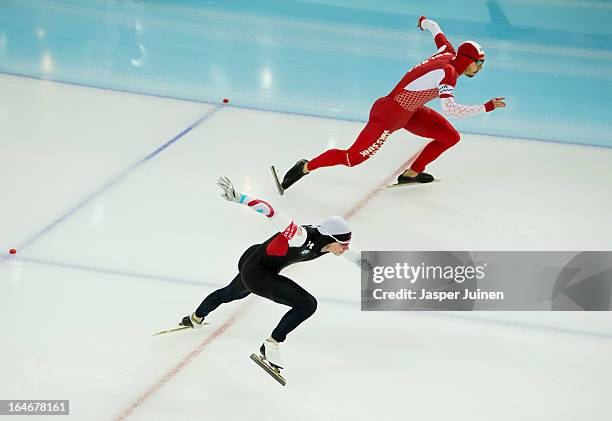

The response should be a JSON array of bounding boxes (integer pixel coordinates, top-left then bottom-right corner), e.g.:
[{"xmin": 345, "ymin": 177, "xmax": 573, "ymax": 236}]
[
  {"xmin": 454, "ymin": 41, "xmax": 485, "ymax": 78},
  {"xmin": 317, "ymin": 216, "xmax": 352, "ymax": 256}
]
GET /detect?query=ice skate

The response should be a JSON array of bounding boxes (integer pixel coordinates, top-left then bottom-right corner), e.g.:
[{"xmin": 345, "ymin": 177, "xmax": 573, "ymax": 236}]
[
  {"xmin": 397, "ymin": 171, "xmax": 434, "ymax": 184},
  {"xmin": 153, "ymin": 313, "xmax": 208, "ymax": 336},
  {"xmin": 179, "ymin": 312, "xmax": 206, "ymax": 329},
  {"xmin": 260, "ymin": 339, "xmax": 284, "ymax": 368},
  {"xmin": 281, "ymin": 159, "xmax": 309, "ymax": 191},
  {"xmin": 270, "ymin": 165, "xmax": 285, "ymax": 195},
  {"xmin": 250, "ymin": 339, "xmax": 286, "ymax": 386},
  {"xmin": 387, "ymin": 172, "xmax": 439, "ymax": 188}
]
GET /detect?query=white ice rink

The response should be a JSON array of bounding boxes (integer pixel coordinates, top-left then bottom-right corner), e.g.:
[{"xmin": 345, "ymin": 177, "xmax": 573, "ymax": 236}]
[{"xmin": 2, "ymin": 74, "xmax": 612, "ymax": 420}]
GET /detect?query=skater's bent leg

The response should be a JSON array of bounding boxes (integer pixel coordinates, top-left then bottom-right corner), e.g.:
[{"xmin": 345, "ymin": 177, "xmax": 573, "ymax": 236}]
[
  {"xmin": 239, "ymin": 260, "xmax": 317, "ymax": 342},
  {"xmin": 268, "ymin": 275, "xmax": 318, "ymax": 342},
  {"xmin": 404, "ymin": 107, "xmax": 460, "ymax": 173},
  {"xmin": 195, "ymin": 274, "xmax": 250, "ymax": 318}
]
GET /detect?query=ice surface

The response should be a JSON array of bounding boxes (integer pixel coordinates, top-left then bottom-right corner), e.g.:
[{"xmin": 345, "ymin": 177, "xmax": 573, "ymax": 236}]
[{"xmin": 1, "ymin": 75, "xmax": 612, "ymax": 420}]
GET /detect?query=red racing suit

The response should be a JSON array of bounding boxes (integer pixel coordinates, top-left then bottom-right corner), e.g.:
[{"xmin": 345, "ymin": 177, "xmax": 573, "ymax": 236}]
[{"xmin": 308, "ymin": 20, "xmax": 492, "ymax": 173}]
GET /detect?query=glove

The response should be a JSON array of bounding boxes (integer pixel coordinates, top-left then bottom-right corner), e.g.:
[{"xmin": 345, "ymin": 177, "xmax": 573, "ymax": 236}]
[
  {"xmin": 417, "ymin": 16, "xmax": 427, "ymax": 30},
  {"xmin": 418, "ymin": 17, "xmax": 441, "ymax": 35},
  {"xmin": 485, "ymin": 97, "xmax": 506, "ymax": 112},
  {"xmin": 357, "ymin": 258, "xmax": 374, "ymax": 272},
  {"xmin": 217, "ymin": 176, "xmax": 242, "ymax": 203}
]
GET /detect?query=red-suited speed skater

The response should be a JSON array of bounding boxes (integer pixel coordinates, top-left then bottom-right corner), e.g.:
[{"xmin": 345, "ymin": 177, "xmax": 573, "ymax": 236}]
[{"xmin": 280, "ymin": 16, "xmax": 506, "ymax": 191}]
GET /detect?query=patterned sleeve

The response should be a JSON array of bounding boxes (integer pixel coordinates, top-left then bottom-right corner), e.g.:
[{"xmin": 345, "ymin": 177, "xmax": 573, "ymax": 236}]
[
  {"xmin": 239, "ymin": 194, "xmax": 306, "ymax": 247},
  {"xmin": 438, "ymin": 67, "xmax": 485, "ymax": 118},
  {"xmin": 439, "ymin": 96, "xmax": 486, "ymax": 118}
]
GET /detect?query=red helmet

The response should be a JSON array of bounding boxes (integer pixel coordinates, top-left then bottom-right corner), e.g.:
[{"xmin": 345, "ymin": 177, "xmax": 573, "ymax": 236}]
[{"xmin": 453, "ymin": 41, "xmax": 485, "ymax": 74}]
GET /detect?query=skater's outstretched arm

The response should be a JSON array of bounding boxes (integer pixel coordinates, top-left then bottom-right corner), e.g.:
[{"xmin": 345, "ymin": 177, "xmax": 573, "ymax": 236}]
[
  {"xmin": 342, "ymin": 245, "xmax": 373, "ymax": 272},
  {"xmin": 217, "ymin": 177, "xmax": 306, "ymax": 247},
  {"xmin": 418, "ymin": 16, "xmax": 454, "ymax": 54},
  {"xmin": 439, "ymin": 88, "xmax": 506, "ymax": 118}
]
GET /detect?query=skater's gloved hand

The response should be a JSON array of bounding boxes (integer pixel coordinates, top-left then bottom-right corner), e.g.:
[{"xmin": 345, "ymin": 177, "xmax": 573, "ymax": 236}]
[
  {"xmin": 217, "ymin": 176, "xmax": 243, "ymax": 203},
  {"xmin": 417, "ymin": 16, "xmax": 427, "ymax": 30},
  {"xmin": 357, "ymin": 258, "xmax": 374, "ymax": 272},
  {"xmin": 485, "ymin": 97, "xmax": 506, "ymax": 112},
  {"xmin": 418, "ymin": 16, "xmax": 440, "ymax": 34}
]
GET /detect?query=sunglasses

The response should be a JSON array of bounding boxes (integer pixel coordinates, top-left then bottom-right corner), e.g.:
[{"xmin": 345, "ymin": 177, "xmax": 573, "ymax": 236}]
[
  {"xmin": 328, "ymin": 233, "xmax": 351, "ymax": 246},
  {"xmin": 461, "ymin": 54, "xmax": 485, "ymax": 66}
]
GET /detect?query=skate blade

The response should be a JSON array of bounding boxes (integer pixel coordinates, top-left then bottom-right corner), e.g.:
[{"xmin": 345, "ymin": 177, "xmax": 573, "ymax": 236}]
[
  {"xmin": 153, "ymin": 322, "xmax": 210, "ymax": 336},
  {"xmin": 386, "ymin": 179, "xmax": 441, "ymax": 189},
  {"xmin": 270, "ymin": 165, "xmax": 285, "ymax": 196},
  {"xmin": 250, "ymin": 353, "xmax": 286, "ymax": 386}
]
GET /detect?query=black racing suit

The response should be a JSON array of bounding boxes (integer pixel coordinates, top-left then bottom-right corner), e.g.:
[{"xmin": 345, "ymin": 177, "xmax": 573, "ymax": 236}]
[{"xmin": 195, "ymin": 225, "xmax": 333, "ymax": 342}]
